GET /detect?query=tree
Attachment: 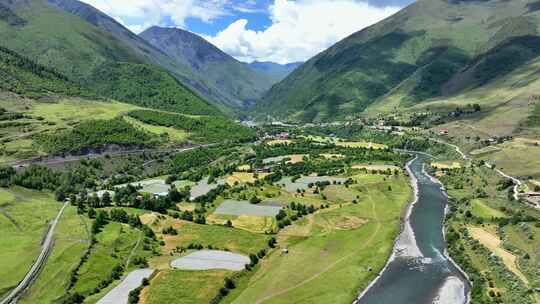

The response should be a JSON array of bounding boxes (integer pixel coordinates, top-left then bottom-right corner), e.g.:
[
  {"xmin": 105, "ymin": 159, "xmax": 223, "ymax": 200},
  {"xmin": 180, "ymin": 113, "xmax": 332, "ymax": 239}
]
[
  {"xmin": 101, "ymin": 192, "xmax": 112, "ymax": 206},
  {"xmin": 249, "ymin": 195, "xmax": 261, "ymax": 204},
  {"xmin": 224, "ymin": 277, "xmax": 236, "ymax": 289}
]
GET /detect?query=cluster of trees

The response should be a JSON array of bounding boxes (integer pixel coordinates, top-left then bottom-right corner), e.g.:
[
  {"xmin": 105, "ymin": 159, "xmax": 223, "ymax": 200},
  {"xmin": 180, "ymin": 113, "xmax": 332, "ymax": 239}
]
[
  {"xmin": 275, "ymin": 202, "xmax": 317, "ymax": 229},
  {"xmin": 128, "ymin": 110, "xmax": 257, "ymax": 143},
  {"xmin": 36, "ymin": 118, "xmax": 156, "ymax": 154}
]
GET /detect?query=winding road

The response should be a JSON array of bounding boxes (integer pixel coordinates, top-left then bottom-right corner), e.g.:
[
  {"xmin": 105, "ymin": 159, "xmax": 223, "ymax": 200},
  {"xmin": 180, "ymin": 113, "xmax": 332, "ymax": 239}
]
[{"xmin": 0, "ymin": 201, "xmax": 70, "ymax": 304}]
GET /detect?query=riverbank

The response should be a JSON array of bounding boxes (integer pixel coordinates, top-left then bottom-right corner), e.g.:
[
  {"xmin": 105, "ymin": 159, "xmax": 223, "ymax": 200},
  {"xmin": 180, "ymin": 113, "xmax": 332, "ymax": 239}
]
[
  {"xmin": 354, "ymin": 155, "xmax": 422, "ymax": 303},
  {"xmin": 355, "ymin": 153, "xmax": 471, "ymax": 304}
]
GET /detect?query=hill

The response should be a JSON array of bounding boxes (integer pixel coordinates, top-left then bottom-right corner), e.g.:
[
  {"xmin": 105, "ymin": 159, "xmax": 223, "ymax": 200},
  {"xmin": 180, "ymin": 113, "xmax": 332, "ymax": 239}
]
[
  {"xmin": 256, "ymin": 0, "xmax": 540, "ymax": 123},
  {"xmin": 0, "ymin": 0, "xmax": 220, "ymax": 116},
  {"xmin": 139, "ymin": 26, "xmax": 273, "ymax": 109},
  {"xmin": 247, "ymin": 61, "xmax": 302, "ymax": 82}
]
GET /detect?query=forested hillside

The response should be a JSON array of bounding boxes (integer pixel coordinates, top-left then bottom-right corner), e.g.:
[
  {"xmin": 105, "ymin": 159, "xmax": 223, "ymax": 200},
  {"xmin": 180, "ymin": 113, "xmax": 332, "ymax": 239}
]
[{"xmin": 0, "ymin": 0, "xmax": 220, "ymax": 116}]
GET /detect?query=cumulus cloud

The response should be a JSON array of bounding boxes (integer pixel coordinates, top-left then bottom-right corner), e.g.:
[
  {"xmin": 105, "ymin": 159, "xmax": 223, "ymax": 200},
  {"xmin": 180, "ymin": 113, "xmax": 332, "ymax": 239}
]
[
  {"xmin": 205, "ymin": 0, "xmax": 400, "ymax": 63},
  {"xmin": 82, "ymin": 0, "xmax": 233, "ymax": 32}
]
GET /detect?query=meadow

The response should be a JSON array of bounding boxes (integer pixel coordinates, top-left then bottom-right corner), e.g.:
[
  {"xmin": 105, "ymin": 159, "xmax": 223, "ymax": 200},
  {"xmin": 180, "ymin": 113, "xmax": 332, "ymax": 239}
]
[
  {"xmin": 0, "ymin": 187, "xmax": 61, "ymax": 298},
  {"xmin": 226, "ymin": 173, "xmax": 411, "ymax": 304}
]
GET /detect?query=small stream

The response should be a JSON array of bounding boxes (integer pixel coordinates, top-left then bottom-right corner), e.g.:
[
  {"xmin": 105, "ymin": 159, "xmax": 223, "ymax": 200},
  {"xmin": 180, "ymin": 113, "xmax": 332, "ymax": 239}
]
[{"xmin": 356, "ymin": 154, "xmax": 470, "ymax": 304}]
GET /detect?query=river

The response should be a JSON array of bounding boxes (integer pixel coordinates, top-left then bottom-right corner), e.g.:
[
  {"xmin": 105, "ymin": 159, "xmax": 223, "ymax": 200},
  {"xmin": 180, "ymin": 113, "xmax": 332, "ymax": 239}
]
[{"xmin": 356, "ymin": 154, "xmax": 471, "ymax": 304}]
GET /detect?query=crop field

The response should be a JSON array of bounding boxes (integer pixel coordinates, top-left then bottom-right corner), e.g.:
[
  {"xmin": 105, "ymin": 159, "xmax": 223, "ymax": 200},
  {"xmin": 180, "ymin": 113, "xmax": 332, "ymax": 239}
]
[
  {"xmin": 0, "ymin": 187, "xmax": 61, "ymax": 298},
  {"xmin": 116, "ymin": 179, "xmax": 170, "ymax": 195},
  {"xmin": 277, "ymin": 176, "xmax": 348, "ymax": 193},
  {"xmin": 468, "ymin": 226, "xmax": 529, "ymax": 286},
  {"xmin": 208, "ymin": 214, "xmax": 276, "ymax": 233},
  {"xmin": 142, "ymin": 269, "xmax": 232, "ymax": 304},
  {"xmin": 226, "ymin": 173, "xmax": 411, "ymax": 304},
  {"xmin": 265, "ymin": 139, "xmax": 294, "ymax": 146},
  {"xmin": 190, "ymin": 177, "xmax": 226, "ymax": 200},
  {"xmin": 146, "ymin": 216, "xmax": 269, "ymax": 255},
  {"xmin": 226, "ymin": 172, "xmax": 270, "ymax": 186},
  {"xmin": 214, "ymin": 200, "xmax": 282, "ymax": 217},
  {"xmin": 171, "ymin": 250, "xmax": 250, "ymax": 271},
  {"xmin": 335, "ymin": 141, "xmax": 388, "ymax": 150},
  {"xmin": 430, "ymin": 161, "xmax": 462, "ymax": 169},
  {"xmin": 351, "ymin": 164, "xmax": 401, "ymax": 171},
  {"xmin": 262, "ymin": 154, "xmax": 306, "ymax": 164}
]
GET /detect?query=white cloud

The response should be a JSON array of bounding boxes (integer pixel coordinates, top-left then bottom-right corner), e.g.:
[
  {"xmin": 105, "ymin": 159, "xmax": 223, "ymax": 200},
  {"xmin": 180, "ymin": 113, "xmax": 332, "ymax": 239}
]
[
  {"xmin": 205, "ymin": 0, "xmax": 399, "ymax": 64},
  {"xmin": 81, "ymin": 0, "xmax": 232, "ymax": 32}
]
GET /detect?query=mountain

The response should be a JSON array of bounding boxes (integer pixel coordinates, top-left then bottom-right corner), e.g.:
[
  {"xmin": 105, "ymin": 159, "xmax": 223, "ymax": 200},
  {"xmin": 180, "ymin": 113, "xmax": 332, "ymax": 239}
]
[
  {"xmin": 0, "ymin": 0, "xmax": 221, "ymax": 116},
  {"xmin": 44, "ymin": 0, "xmax": 253, "ymax": 112},
  {"xmin": 256, "ymin": 0, "xmax": 540, "ymax": 123},
  {"xmin": 247, "ymin": 61, "xmax": 302, "ymax": 82},
  {"xmin": 139, "ymin": 26, "xmax": 273, "ymax": 109}
]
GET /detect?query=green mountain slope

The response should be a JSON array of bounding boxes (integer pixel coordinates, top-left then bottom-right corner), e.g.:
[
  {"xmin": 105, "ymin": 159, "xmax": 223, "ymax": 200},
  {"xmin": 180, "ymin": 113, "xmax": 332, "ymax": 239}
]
[
  {"xmin": 256, "ymin": 0, "xmax": 540, "ymax": 122},
  {"xmin": 139, "ymin": 26, "xmax": 273, "ymax": 109},
  {"xmin": 0, "ymin": 45, "xmax": 93, "ymax": 99},
  {"xmin": 0, "ymin": 0, "xmax": 220, "ymax": 116}
]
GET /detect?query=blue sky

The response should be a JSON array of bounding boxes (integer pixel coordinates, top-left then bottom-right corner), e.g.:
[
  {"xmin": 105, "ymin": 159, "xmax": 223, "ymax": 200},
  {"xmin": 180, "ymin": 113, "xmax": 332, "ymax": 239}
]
[{"xmin": 83, "ymin": 0, "xmax": 415, "ymax": 63}]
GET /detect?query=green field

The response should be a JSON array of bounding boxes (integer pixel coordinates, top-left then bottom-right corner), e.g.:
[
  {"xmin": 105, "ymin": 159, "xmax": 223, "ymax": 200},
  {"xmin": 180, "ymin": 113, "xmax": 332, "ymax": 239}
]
[
  {"xmin": 0, "ymin": 187, "xmax": 61, "ymax": 298},
  {"xmin": 19, "ymin": 205, "xmax": 90, "ymax": 303},
  {"xmin": 227, "ymin": 174, "xmax": 411, "ymax": 304},
  {"xmin": 143, "ymin": 269, "xmax": 231, "ymax": 304},
  {"xmin": 470, "ymin": 199, "xmax": 507, "ymax": 219}
]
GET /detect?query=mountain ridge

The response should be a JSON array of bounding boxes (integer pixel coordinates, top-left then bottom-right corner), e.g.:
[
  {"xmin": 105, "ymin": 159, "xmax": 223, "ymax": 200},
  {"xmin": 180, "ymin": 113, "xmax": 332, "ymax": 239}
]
[
  {"xmin": 139, "ymin": 26, "xmax": 274, "ymax": 109},
  {"xmin": 255, "ymin": 0, "xmax": 540, "ymax": 124}
]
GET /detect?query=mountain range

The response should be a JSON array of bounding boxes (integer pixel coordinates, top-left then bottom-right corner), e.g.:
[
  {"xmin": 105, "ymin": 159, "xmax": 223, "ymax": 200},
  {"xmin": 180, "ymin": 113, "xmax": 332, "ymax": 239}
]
[
  {"xmin": 247, "ymin": 61, "xmax": 303, "ymax": 82},
  {"xmin": 255, "ymin": 0, "xmax": 540, "ymax": 129}
]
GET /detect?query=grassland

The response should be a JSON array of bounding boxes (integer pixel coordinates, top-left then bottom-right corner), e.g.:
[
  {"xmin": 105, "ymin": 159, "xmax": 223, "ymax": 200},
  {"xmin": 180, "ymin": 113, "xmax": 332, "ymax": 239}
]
[
  {"xmin": 142, "ymin": 269, "xmax": 232, "ymax": 304},
  {"xmin": 146, "ymin": 216, "xmax": 269, "ymax": 256},
  {"xmin": 19, "ymin": 205, "xmax": 90, "ymax": 303},
  {"xmin": 226, "ymin": 173, "xmax": 411, "ymax": 304},
  {"xmin": 470, "ymin": 199, "xmax": 507, "ymax": 219},
  {"xmin": 0, "ymin": 187, "xmax": 61, "ymax": 298},
  {"xmin": 123, "ymin": 116, "xmax": 189, "ymax": 142},
  {"xmin": 71, "ymin": 222, "xmax": 151, "ymax": 298},
  {"xmin": 473, "ymin": 138, "xmax": 540, "ymax": 179}
]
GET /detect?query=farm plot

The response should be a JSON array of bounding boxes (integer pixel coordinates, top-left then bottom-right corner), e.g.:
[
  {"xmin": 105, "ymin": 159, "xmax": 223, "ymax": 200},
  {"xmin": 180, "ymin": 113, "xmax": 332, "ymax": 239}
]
[
  {"xmin": 226, "ymin": 172, "xmax": 270, "ymax": 186},
  {"xmin": 171, "ymin": 250, "xmax": 250, "ymax": 271},
  {"xmin": 214, "ymin": 200, "xmax": 282, "ymax": 217},
  {"xmin": 351, "ymin": 164, "xmax": 401, "ymax": 171},
  {"xmin": 190, "ymin": 177, "xmax": 226, "ymax": 200},
  {"xmin": 262, "ymin": 154, "xmax": 306, "ymax": 164},
  {"xmin": 115, "ymin": 179, "xmax": 170, "ymax": 196},
  {"xmin": 277, "ymin": 176, "xmax": 348, "ymax": 193},
  {"xmin": 97, "ymin": 269, "xmax": 155, "ymax": 304}
]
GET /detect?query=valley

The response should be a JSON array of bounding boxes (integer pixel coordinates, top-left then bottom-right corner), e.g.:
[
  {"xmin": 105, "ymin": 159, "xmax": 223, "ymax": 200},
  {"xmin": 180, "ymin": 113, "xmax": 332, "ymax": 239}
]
[{"xmin": 1, "ymin": 0, "xmax": 540, "ymax": 303}]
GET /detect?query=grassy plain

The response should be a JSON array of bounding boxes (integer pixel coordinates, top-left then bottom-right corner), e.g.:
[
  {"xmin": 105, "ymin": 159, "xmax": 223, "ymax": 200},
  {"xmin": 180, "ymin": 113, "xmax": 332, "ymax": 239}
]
[
  {"xmin": 227, "ymin": 173, "xmax": 410, "ymax": 304},
  {"xmin": 0, "ymin": 187, "xmax": 61, "ymax": 297},
  {"xmin": 142, "ymin": 269, "xmax": 231, "ymax": 304}
]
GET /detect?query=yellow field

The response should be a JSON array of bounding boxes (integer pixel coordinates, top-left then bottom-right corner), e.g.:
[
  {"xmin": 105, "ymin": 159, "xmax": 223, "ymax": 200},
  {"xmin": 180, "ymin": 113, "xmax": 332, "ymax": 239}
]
[
  {"xmin": 207, "ymin": 214, "xmax": 276, "ymax": 234},
  {"xmin": 237, "ymin": 164, "xmax": 251, "ymax": 171},
  {"xmin": 226, "ymin": 172, "xmax": 270, "ymax": 186},
  {"xmin": 468, "ymin": 226, "xmax": 529, "ymax": 286},
  {"xmin": 266, "ymin": 139, "xmax": 293, "ymax": 146},
  {"xmin": 352, "ymin": 164, "xmax": 401, "ymax": 171},
  {"xmin": 335, "ymin": 141, "xmax": 388, "ymax": 150},
  {"xmin": 431, "ymin": 162, "xmax": 462, "ymax": 169}
]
